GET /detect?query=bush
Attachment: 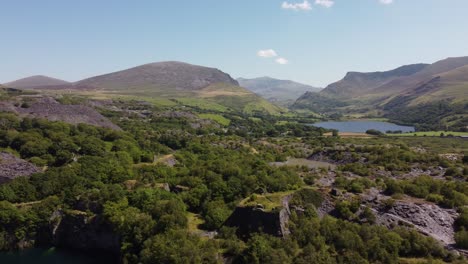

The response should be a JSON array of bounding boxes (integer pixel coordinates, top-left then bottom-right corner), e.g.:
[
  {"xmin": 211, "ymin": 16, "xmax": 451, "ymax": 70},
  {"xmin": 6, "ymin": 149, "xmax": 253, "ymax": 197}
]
[
  {"xmin": 426, "ymin": 194, "xmax": 444, "ymax": 204},
  {"xmin": 366, "ymin": 129, "xmax": 383, "ymax": 136},
  {"xmin": 455, "ymin": 229, "xmax": 468, "ymax": 249}
]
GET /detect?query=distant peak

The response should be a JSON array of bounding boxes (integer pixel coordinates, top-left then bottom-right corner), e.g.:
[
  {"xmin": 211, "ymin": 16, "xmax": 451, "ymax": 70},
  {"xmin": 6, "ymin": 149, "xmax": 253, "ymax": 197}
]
[{"xmin": 4, "ymin": 75, "xmax": 69, "ymax": 88}]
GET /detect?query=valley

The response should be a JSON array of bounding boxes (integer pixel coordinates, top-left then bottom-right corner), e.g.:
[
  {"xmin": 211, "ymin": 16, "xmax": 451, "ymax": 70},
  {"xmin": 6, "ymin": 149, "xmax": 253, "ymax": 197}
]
[
  {"xmin": 292, "ymin": 56, "xmax": 468, "ymax": 132},
  {"xmin": 0, "ymin": 61, "xmax": 467, "ymax": 263},
  {"xmin": 3, "ymin": 1, "xmax": 468, "ymax": 263}
]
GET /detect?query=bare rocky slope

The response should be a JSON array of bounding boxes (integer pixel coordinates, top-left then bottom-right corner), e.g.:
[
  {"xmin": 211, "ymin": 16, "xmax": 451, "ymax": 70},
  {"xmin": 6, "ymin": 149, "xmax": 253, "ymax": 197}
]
[
  {"xmin": 0, "ymin": 96, "xmax": 120, "ymax": 130},
  {"xmin": 0, "ymin": 152, "xmax": 41, "ymax": 184}
]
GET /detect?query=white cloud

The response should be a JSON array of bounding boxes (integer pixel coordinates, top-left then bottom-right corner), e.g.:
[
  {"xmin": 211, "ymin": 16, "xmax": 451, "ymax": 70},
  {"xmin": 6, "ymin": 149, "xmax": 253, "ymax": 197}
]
[
  {"xmin": 257, "ymin": 49, "xmax": 278, "ymax": 58},
  {"xmin": 281, "ymin": 1, "xmax": 312, "ymax": 11},
  {"xmin": 315, "ymin": 0, "xmax": 334, "ymax": 8},
  {"xmin": 379, "ymin": 0, "xmax": 393, "ymax": 4},
  {"xmin": 276, "ymin": 57, "xmax": 289, "ymax": 65}
]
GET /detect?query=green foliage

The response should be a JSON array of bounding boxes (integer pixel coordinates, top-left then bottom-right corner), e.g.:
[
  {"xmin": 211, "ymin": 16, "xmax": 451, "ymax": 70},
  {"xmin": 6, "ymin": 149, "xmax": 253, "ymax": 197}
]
[
  {"xmin": 335, "ymin": 177, "xmax": 375, "ymax": 193},
  {"xmin": 140, "ymin": 230, "xmax": 219, "ymax": 264},
  {"xmin": 455, "ymin": 229, "xmax": 468, "ymax": 249},
  {"xmin": 384, "ymin": 176, "xmax": 468, "ymax": 208},
  {"xmin": 202, "ymin": 200, "xmax": 231, "ymax": 230},
  {"xmin": 365, "ymin": 129, "xmax": 384, "ymax": 136},
  {"xmin": 0, "ymin": 106, "xmax": 463, "ymax": 263}
]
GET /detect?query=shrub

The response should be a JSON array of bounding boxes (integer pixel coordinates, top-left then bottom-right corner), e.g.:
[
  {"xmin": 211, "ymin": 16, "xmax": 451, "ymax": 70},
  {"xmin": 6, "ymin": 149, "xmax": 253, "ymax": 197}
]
[
  {"xmin": 366, "ymin": 129, "xmax": 383, "ymax": 136},
  {"xmin": 455, "ymin": 229, "xmax": 468, "ymax": 249}
]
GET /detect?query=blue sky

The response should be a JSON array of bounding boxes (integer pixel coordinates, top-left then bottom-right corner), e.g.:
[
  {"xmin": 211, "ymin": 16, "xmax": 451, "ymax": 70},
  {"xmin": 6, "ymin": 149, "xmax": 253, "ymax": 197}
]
[{"xmin": 2, "ymin": 0, "xmax": 468, "ymax": 87}]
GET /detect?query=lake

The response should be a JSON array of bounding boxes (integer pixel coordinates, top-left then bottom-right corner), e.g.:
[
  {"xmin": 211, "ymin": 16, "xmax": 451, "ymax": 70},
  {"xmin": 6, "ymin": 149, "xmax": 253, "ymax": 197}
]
[
  {"xmin": 0, "ymin": 248, "xmax": 118, "ymax": 264},
  {"xmin": 311, "ymin": 120, "xmax": 414, "ymax": 133}
]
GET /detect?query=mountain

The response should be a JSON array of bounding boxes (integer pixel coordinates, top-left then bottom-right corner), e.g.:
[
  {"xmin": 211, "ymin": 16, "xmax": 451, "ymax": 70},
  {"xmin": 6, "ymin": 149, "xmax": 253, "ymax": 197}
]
[
  {"xmin": 76, "ymin": 61, "xmax": 239, "ymax": 92},
  {"xmin": 321, "ymin": 64, "xmax": 429, "ymax": 99},
  {"xmin": 73, "ymin": 61, "xmax": 282, "ymax": 114},
  {"xmin": 4, "ymin": 75, "xmax": 70, "ymax": 89},
  {"xmin": 292, "ymin": 56, "xmax": 468, "ymax": 131},
  {"xmin": 237, "ymin": 77, "xmax": 321, "ymax": 106}
]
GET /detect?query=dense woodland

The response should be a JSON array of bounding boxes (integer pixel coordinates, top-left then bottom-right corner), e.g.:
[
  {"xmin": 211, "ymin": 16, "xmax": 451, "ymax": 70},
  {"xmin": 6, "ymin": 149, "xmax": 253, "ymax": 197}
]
[{"xmin": 0, "ymin": 99, "xmax": 467, "ymax": 264}]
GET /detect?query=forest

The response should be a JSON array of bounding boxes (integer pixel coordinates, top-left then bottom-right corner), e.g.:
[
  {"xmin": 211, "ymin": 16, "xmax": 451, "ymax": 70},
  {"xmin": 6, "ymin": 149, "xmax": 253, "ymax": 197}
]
[{"xmin": 0, "ymin": 99, "xmax": 467, "ymax": 264}]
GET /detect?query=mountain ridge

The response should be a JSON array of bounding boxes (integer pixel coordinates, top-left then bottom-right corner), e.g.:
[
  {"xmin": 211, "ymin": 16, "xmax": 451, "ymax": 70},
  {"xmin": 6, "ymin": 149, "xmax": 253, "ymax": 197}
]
[{"xmin": 292, "ymin": 56, "xmax": 468, "ymax": 130}]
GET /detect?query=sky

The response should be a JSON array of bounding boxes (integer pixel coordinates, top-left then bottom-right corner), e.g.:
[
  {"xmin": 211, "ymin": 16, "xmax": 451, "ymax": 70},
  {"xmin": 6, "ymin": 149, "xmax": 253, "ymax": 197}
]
[{"xmin": 1, "ymin": 0, "xmax": 468, "ymax": 87}]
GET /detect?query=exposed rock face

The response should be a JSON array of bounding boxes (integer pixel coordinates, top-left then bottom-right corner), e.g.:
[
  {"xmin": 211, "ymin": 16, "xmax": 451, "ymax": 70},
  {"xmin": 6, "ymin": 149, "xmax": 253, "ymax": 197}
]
[
  {"xmin": 361, "ymin": 189, "xmax": 459, "ymax": 246},
  {"xmin": 316, "ymin": 195, "xmax": 335, "ymax": 218},
  {"xmin": 223, "ymin": 207, "xmax": 284, "ymax": 238},
  {"xmin": 0, "ymin": 97, "xmax": 120, "ymax": 130},
  {"xmin": 375, "ymin": 201, "xmax": 458, "ymax": 245},
  {"xmin": 0, "ymin": 152, "xmax": 41, "ymax": 184},
  {"xmin": 224, "ymin": 195, "xmax": 293, "ymax": 238},
  {"xmin": 49, "ymin": 210, "xmax": 120, "ymax": 253},
  {"xmin": 308, "ymin": 150, "xmax": 362, "ymax": 165}
]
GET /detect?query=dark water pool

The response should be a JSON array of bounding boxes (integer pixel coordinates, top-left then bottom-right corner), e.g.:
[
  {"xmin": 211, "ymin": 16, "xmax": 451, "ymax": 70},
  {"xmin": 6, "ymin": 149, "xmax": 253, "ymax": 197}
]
[{"xmin": 0, "ymin": 248, "xmax": 118, "ymax": 264}]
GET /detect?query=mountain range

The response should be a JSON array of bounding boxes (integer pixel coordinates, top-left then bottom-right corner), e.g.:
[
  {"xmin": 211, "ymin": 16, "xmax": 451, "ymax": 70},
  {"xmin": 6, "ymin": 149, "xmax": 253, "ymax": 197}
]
[
  {"xmin": 237, "ymin": 77, "xmax": 321, "ymax": 106},
  {"xmin": 2, "ymin": 62, "xmax": 284, "ymax": 115},
  {"xmin": 3, "ymin": 56, "xmax": 467, "ymax": 128},
  {"xmin": 293, "ymin": 56, "xmax": 468, "ymax": 130}
]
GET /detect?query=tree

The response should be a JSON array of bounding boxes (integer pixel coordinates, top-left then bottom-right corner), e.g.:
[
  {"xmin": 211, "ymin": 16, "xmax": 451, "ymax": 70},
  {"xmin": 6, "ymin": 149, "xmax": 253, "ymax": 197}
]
[
  {"xmin": 365, "ymin": 129, "xmax": 383, "ymax": 136},
  {"xmin": 140, "ymin": 230, "xmax": 219, "ymax": 264},
  {"xmin": 202, "ymin": 200, "xmax": 231, "ymax": 230}
]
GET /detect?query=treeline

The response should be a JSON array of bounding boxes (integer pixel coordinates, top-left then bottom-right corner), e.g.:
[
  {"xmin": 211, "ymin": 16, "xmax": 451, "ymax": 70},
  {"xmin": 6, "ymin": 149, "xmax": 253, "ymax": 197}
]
[{"xmin": 385, "ymin": 101, "xmax": 468, "ymax": 132}]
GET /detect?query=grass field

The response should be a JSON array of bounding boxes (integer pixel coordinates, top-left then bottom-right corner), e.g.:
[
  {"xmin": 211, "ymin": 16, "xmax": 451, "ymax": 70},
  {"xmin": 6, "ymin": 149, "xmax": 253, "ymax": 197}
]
[
  {"xmin": 198, "ymin": 114, "xmax": 231, "ymax": 126},
  {"xmin": 387, "ymin": 131, "xmax": 468, "ymax": 137},
  {"xmin": 239, "ymin": 191, "xmax": 294, "ymax": 212},
  {"xmin": 175, "ymin": 98, "xmax": 229, "ymax": 112},
  {"xmin": 187, "ymin": 212, "xmax": 205, "ymax": 233}
]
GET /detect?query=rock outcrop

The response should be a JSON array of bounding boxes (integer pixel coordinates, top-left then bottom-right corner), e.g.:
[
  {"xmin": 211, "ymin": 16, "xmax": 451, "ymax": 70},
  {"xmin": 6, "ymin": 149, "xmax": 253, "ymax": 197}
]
[
  {"xmin": 375, "ymin": 201, "xmax": 458, "ymax": 245},
  {"xmin": 361, "ymin": 189, "xmax": 459, "ymax": 246},
  {"xmin": 0, "ymin": 152, "xmax": 41, "ymax": 184},
  {"xmin": 49, "ymin": 210, "xmax": 120, "ymax": 253},
  {"xmin": 0, "ymin": 97, "xmax": 120, "ymax": 130},
  {"xmin": 223, "ymin": 195, "xmax": 293, "ymax": 239}
]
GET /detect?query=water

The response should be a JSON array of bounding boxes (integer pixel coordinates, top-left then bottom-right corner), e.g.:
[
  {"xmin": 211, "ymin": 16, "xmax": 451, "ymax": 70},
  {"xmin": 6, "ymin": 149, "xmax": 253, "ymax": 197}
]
[
  {"xmin": 0, "ymin": 248, "xmax": 118, "ymax": 264},
  {"xmin": 311, "ymin": 120, "xmax": 414, "ymax": 133}
]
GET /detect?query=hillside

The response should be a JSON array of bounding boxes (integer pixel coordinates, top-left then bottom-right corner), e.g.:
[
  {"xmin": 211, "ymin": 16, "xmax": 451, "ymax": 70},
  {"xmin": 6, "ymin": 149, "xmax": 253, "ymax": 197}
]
[
  {"xmin": 4, "ymin": 75, "xmax": 70, "ymax": 89},
  {"xmin": 238, "ymin": 77, "xmax": 321, "ymax": 106},
  {"xmin": 292, "ymin": 56, "xmax": 468, "ymax": 131}
]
